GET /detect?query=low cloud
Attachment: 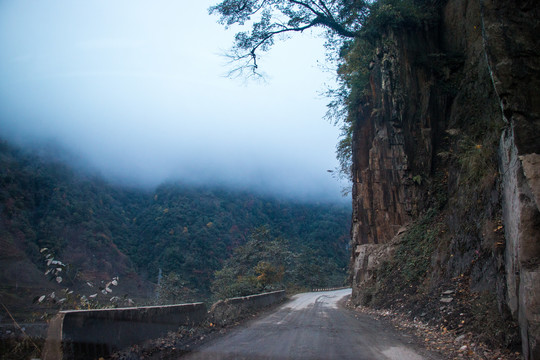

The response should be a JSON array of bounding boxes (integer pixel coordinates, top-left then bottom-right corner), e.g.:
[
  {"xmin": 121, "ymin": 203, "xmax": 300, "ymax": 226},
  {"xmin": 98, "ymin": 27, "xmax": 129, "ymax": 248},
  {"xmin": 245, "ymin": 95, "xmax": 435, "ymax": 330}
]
[{"xmin": 0, "ymin": 0, "xmax": 347, "ymax": 202}]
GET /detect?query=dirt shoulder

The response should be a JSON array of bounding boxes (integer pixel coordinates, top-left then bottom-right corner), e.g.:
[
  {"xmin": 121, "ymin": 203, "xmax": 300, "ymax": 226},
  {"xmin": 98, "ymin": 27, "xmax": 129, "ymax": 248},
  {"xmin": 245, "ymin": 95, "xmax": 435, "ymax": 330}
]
[{"xmin": 346, "ymin": 298, "xmax": 522, "ymax": 360}]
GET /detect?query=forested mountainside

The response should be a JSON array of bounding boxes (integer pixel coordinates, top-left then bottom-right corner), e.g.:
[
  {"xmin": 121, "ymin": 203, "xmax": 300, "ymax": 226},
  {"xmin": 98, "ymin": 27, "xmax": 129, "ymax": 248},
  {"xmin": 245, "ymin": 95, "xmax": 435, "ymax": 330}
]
[
  {"xmin": 0, "ymin": 140, "xmax": 350, "ymax": 319},
  {"xmin": 340, "ymin": 0, "xmax": 539, "ymax": 358}
]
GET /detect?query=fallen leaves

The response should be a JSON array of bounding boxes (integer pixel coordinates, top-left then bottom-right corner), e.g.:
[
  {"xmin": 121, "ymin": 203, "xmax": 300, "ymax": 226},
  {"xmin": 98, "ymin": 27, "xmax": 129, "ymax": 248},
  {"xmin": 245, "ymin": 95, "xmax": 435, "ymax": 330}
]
[{"xmin": 350, "ymin": 301, "xmax": 521, "ymax": 360}]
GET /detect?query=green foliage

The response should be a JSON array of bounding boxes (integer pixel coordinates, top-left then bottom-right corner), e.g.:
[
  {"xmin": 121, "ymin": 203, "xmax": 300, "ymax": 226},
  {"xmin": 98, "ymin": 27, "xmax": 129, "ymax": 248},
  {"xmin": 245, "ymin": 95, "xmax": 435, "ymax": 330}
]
[
  {"xmin": 210, "ymin": 0, "xmax": 442, "ymax": 178},
  {"xmin": 326, "ymin": 0, "xmax": 442, "ymax": 180},
  {"xmin": 209, "ymin": 0, "xmax": 369, "ymax": 76},
  {"xmin": 457, "ymin": 138, "xmax": 496, "ymax": 184},
  {"xmin": 211, "ymin": 226, "xmax": 292, "ymax": 298},
  {"xmin": 155, "ymin": 272, "xmax": 195, "ymax": 305},
  {"xmin": 211, "ymin": 226, "xmax": 346, "ymax": 299},
  {"xmin": 360, "ymin": 208, "xmax": 442, "ymax": 307},
  {"xmin": 212, "ymin": 266, "xmax": 256, "ymax": 299},
  {"xmin": 290, "ymin": 246, "xmax": 335, "ymax": 288},
  {"xmin": 394, "ymin": 208, "xmax": 439, "ymax": 283},
  {"xmin": 254, "ymin": 261, "xmax": 284, "ymax": 287},
  {"xmin": 124, "ymin": 183, "xmax": 350, "ymax": 297},
  {"xmin": 326, "ymin": 37, "xmax": 374, "ymax": 180},
  {"xmin": 454, "ymin": 114, "xmax": 503, "ymax": 186},
  {"xmin": 210, "ymin": 0, "xmax": 440, "ymax": 77},
  {"xmin": 0, "ymin": 140, "xmax": 350, "ymax": 307},
  {"xmin": 362, "ymin": 0, "xmax": 440, "ymax": 39}
]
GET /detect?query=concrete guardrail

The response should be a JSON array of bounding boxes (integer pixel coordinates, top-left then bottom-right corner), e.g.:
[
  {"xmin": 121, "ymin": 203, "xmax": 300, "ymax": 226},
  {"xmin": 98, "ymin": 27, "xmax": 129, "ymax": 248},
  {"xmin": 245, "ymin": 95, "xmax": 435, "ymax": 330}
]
[
  {"xmin": 208, "ymin": 290, "xmax": 286, "ymax": 326},
  {"xmin": 43, "ymin": 290, "xmax": 286, "ymax": 360},
  {"xmin": 42, "ymin": 302, "xmax": 206, "ymax": 360},
  {"xmin": 311, "ymin": 286, "xmax": 350, "ymax": 292}
]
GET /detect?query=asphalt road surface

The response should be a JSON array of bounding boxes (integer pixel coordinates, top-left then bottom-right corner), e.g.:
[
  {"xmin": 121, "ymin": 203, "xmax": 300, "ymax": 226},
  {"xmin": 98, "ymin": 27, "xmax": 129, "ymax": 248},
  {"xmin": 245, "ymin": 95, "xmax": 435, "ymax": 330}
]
[{"xmin": 183, "ymin": 288, "xmax": 441, "ymax": 360}]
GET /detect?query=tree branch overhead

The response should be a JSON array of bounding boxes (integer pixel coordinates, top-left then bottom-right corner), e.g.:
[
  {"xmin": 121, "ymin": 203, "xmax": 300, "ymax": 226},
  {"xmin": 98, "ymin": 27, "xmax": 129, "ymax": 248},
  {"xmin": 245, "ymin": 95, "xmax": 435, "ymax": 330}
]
[{"xmin": 209, "ymin": 0, "xmax": 368, "ymax": 77}]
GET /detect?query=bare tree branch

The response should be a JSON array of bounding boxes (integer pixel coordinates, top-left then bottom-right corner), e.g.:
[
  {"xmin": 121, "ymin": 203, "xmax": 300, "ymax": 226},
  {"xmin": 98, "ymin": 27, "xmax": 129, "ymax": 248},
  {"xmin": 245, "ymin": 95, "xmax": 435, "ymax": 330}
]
[{"xmin": 210, "ymin": 0, "xmax": 366, "ymax": 77}]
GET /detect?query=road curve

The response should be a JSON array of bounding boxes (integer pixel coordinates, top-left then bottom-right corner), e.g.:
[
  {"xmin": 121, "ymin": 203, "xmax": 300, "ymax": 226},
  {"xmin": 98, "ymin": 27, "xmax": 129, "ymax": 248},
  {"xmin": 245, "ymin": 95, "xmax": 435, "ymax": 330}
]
[{"xmin": 183, "ymin": 289, "xmax": 440, "ymax": 360}]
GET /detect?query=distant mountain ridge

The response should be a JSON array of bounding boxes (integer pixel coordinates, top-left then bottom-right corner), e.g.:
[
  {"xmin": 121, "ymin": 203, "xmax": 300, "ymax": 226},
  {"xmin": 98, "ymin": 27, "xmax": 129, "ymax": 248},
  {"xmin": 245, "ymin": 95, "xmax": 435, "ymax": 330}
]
[{"xmin": 0, "ymin": 140, "xmax": 350, "ymax": 320}]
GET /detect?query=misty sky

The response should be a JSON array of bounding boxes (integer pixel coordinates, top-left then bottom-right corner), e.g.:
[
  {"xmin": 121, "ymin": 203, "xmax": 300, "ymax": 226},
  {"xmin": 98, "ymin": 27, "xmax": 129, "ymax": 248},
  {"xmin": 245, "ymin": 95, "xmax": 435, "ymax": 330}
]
[{"xmin": 0, "ymin": 1, "xmax": 347, "ymax": 201}]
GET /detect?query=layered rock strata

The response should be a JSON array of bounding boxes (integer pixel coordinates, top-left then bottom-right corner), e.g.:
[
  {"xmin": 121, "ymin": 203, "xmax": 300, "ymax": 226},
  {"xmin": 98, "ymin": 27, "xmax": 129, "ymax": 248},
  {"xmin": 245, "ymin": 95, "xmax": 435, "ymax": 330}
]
[{"xmin": 350, "ymin": 0, "xmax": 539, "ymax": 357}]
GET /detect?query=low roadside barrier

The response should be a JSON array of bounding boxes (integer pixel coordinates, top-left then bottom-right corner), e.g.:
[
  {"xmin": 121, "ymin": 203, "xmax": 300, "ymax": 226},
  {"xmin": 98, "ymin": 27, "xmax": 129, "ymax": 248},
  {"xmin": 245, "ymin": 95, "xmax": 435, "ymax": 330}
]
[
  {"xmin": 311, "ymin": 286, "xmax": 351, "ymax": 292},
  {"xmin": 208, "ymin": 290, "xmax": 286, "ymax": 326},
  {"xmin": 43, "ymin": 290, "xmax": 286, "ymax": 360},
  {"xmin": 42, "ymin": 302, "xmax": 206, "ymax": 360}
]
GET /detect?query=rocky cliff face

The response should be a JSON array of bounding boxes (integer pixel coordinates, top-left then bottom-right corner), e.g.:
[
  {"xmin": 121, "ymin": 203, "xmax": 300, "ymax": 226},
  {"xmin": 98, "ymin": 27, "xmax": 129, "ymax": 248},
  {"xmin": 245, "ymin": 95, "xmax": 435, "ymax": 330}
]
[
  {"xmin": 350, "ymin": 0, "xmax": 539, "ymax": 357},
  {"xmin": 482, "ymin": 0, "xmax": 540, "ymax": 357}
]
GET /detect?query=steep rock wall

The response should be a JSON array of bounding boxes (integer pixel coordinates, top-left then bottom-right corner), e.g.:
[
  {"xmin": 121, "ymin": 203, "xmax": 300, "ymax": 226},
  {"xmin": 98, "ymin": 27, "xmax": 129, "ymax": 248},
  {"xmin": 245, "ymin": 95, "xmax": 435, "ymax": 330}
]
[
  {"xmin": 481, "ymin": 0, "xmax": 540, "ymax": 357},
  {"xmin": 350, "ymin": 24, "xmax": 451, "ymax": 297},
  {"xmin": 350, "ymin": 0, "xmax": 539, "ymax": 357}
]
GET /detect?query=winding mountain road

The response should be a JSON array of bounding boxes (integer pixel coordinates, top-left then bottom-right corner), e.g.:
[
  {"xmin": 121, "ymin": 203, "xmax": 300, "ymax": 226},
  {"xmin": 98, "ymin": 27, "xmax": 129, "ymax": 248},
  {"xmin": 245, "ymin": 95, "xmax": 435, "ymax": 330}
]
[{"xmin": 183, "ymin": 289, "xmax": 441, "ymax": 359}]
